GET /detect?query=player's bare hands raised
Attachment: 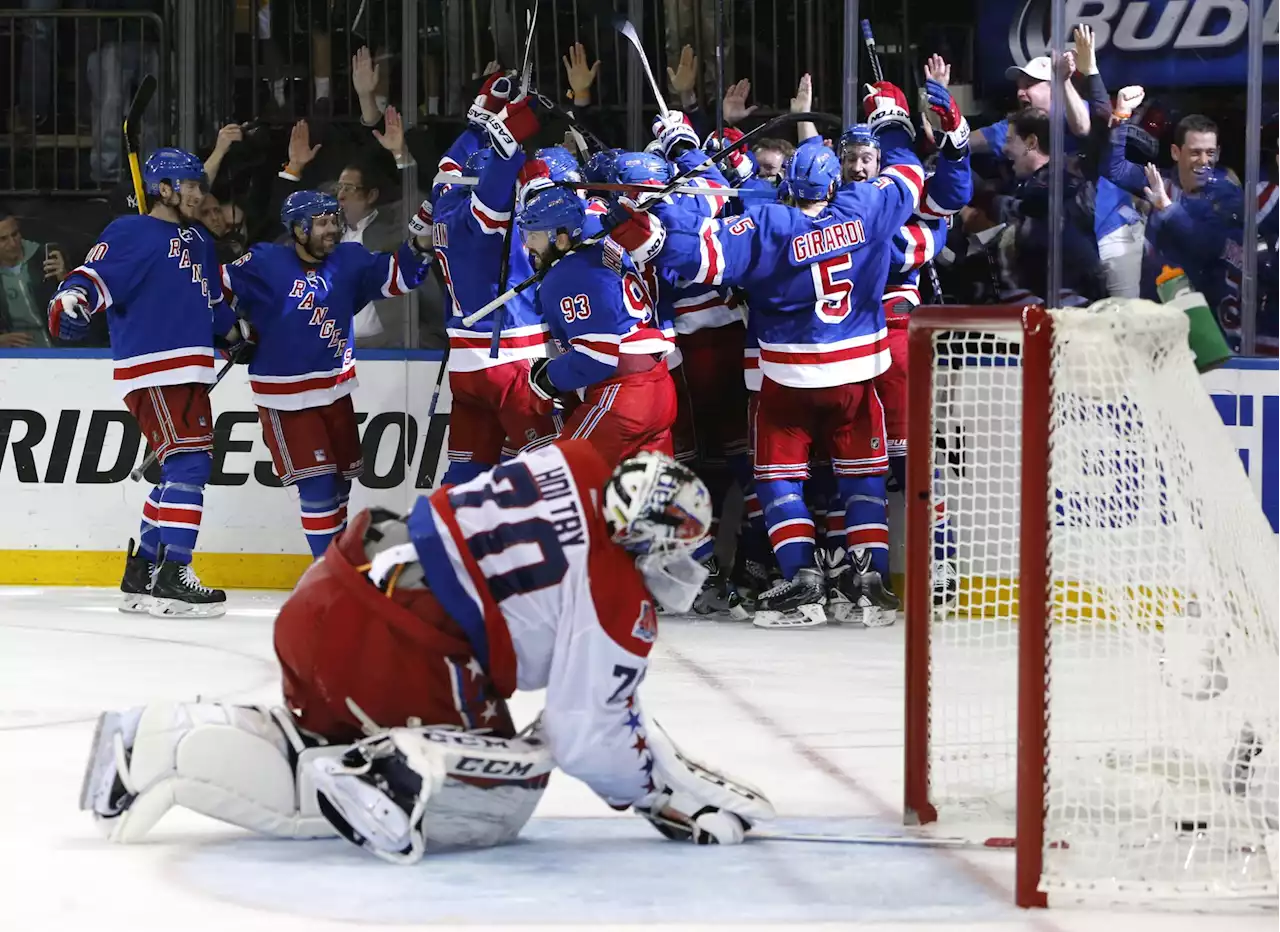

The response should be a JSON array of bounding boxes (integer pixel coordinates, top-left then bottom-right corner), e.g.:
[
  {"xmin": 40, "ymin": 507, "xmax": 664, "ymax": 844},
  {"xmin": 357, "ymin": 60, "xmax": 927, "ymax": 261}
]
[
  {"xmin": 1073, "ymin": 24, "xmax": 1098, "ymax": 76},
  {"xmin": 562, "ymin": 42, "xmax": 600, "ymax": 105},
  {"xmin": 667, "ymin": 44, "xmax": 698, "ymax": 108},
  {"xmin": 352, "ymin": 46, "xmax": 379, "ymax": 96},
  {"xmin": 1142, "ymin": 163, "xmax": 1172, "ymax": 211},
  {"xmin": 924, "ymin": 54, "xmax": 951, "ymax": 87},
  {"xmin": 790, "ymin": 73, "xmax": 813, "ymax": 114},
  {"xmin": 287, "ymin": 120, "xmax": 321, "ymax": 176},
  {"xmin": 212, "ymin": 123, "xmax": 243, "ymax": 157},
  {"xmin": 373, "ymin": 105, "xmax": 405, "ymax": 158},
  {"xmin": 723, "ymin": 79, "xmax": 757, "ymax": 125}
]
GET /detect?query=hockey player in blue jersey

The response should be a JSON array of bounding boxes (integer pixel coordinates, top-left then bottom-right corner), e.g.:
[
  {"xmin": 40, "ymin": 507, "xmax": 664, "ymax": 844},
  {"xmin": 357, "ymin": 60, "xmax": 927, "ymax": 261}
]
[
  {"xmin": 517, "ymin": 165, "xmax": 677, "ymax": 465},
  {"xmin": 609, "ymin": 81, "xmax": 926, "ymax": 627},
  {"xmin": 432, "ymin": 95, "xmax": 561, "ymax": 487},
  {"xmin": 218, "ymin": 190, "xmax": 433, "ymax": 558},
  {"xmin": 802, "ymin": 75, "xmax": 972, "ymax": 618},
  {"xmin": 49, "ymin": 147, "xmax": 245, "ymax": 618}
]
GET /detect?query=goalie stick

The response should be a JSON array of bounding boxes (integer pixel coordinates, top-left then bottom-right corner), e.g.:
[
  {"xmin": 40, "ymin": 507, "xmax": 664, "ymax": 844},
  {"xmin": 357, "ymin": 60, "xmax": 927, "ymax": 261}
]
[
  {"xmin": 124, "ymin": 74, "xmax": 157, "ymax": 215},
  {"xmin": 461, "ymin": 110, "xmax": 842, "ymax": 327},
  {"xmin": 752, "ymin": 829, "xmax": 1068, "ymax": 851}
]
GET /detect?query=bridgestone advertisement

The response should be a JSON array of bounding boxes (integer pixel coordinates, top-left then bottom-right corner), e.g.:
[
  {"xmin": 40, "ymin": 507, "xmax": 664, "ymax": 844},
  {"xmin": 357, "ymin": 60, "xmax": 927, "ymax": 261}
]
[{"xmin": 0, "ymin": 356, "xmax": 452, "ymax": 556}]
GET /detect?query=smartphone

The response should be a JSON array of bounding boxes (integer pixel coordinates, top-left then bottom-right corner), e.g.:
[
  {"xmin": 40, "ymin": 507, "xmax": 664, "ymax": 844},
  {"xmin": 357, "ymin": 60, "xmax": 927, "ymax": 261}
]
[{"xmin": 44, "ymin": 242, "xmax": 60, "ymax": 261}]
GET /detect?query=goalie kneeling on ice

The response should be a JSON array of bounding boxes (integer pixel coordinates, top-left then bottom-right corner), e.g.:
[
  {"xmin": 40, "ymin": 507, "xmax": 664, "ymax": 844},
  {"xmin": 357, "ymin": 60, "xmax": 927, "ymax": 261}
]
[{"xmin": 78, "ymin": 442, "xmax": 774, "ymax": 862}]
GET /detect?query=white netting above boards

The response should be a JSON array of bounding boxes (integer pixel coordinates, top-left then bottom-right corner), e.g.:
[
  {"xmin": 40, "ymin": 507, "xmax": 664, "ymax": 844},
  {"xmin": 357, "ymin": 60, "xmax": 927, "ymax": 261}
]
[{"xmin": 910, "ymin": 301, "xmax": 1278, "ymax": 903}]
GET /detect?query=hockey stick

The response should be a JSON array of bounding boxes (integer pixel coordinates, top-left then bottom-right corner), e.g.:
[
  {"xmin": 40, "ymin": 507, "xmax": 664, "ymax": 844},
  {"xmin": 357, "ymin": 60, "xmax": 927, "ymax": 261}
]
[
  {"xmin": 124, "ymin": 74, "xmax": 157, "ymax": 215},
  {"xmin": 612, "ymin": 16, "xmax": 669, "ymax": 117},
  {"xmin": 461, "ymin": 111, "xmax": 840, "ymax": 327},
  {"xmin": 860, "ymin": 20, "xmax": 884, "ymax": 84},
  {"xmin": 434, "ymin": 173, "xmax": 748, "ymax": 198},
  {"xmin": 129, "ymin": 354, "xmax": 237, "ymax": 482},
  {"xmin": 488, "ymin": 0, "xmax": 540, "ymax": 359},
  {"xmin": 751, "ymin": 829, "xmax": 1065, "ymax": 851}
]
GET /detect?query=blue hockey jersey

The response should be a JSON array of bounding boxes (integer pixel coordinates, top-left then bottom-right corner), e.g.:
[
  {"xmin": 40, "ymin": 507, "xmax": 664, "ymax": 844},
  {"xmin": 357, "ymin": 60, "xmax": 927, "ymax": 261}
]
[
  {"xmin": 433, "ymin": 149, "xmax": 549, "ymax": 372},
  {"xmin": 648, "ymin": 137, "xmax": 924, "ymax": 388},
  {"xmin": 539, "ymin": 238, "xmax": 671, "ymax": 393},
  {"xmin": 220, "ymin": 240, "xmax": 430, "ymax": 410},
  {"xmin": 53, "ymin": 215, "xmax": 233, "ymax": 395},
  {"xmin": 883, "ymin": 151, "xmax": 972, "ymax": 308}
]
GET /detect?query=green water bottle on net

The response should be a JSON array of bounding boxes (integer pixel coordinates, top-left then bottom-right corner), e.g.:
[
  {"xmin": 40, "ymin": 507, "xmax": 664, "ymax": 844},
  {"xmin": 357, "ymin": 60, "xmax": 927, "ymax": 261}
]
[{"xmin": 1155, "ymin": 265, "xmax": 1232, "ymax": 372}]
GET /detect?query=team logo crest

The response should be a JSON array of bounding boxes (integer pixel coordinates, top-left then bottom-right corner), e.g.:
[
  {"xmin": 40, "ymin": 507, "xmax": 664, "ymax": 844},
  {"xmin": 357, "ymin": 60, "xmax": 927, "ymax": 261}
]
[
  {"xmin": 525, "ymin": 428, "xmax": 538, "ymax": 442},
  {"xmin": 631, "ymin": 601, "xmax": 658, "ymax": 644},
  {"xmin": 870, "ymin": 437, "xmax": 881, "ymax": 450},
  {"xmin": 314, "ymin": 449, "xmax": 327, "ymax": 462},
  {"xmin": 198, "ymin": 416, "xmax": 208, "ymax": 427}
]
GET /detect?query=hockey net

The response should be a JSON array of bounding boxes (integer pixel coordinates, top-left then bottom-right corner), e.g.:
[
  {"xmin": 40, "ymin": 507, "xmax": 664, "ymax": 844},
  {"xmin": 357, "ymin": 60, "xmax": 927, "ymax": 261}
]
[{"xmin": 903, "ymin": 301, "xmax": 1278, "ymax": 906}]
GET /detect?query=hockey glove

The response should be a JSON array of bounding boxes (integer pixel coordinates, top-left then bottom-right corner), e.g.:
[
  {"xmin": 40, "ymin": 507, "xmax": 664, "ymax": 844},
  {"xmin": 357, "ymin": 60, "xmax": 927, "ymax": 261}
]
[
  {"xmin": 651, "ymin": 111, "xmax": 700, "ymax": 160},
  {"xmin": 221, "ymin": 319, "xmax": 257, "ymax": 365},
  {"xmin": 475, "ymin": 72, "xmax": 516, "ymax": 115},
  {"xmin": 516, "ymin": 158, "xmax": 555, "ymax": 210},
  {"xmin": 863, "ymin": 80, "xmax": 915, "ymax": 141},
  {"xmin": 635, "ymin": 792, "xmax": 750, "ymax": 845},
  {"xmin": 925, "ymin": 79, "xmax": 969, "ymax": 156},
  {"xmin": 528, "ymin": 357, "xmax": 559, "ymax": 403},
  {"xmin": 604, "ymin": 200, "xmax": 667, "ymax": 265},
  {"xmin": 706, "ymin": 127, "xmax": 753, "ymax": 183},
  {"xmin": 48, "ymin": 287, "xmax": 91, "ymax": 341},
  {"xmin": 407, "ymin": 197, "xmax": 433, "ymax": 240},
  {"xmin": 475, "ymin": 97, "xmax": 541, "ymax": 160}
]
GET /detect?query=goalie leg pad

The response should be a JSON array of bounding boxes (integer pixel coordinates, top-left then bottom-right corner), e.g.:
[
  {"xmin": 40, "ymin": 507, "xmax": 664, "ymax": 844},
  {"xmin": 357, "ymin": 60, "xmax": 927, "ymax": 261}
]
[
  {"xmin": 80, "ymin": 702, "xmax": 342, "ymax": 843},
  {"xmin": 310, "ymin": 725, "xmax": 554, "ymax": 865}
]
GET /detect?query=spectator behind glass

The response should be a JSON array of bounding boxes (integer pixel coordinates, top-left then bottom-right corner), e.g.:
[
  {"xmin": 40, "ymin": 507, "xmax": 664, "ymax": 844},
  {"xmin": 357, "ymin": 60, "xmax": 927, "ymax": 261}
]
[
  {"xmin": 752, "ymin": 139, "xmax": 795, "ymax": 181},
  {"xmin": 0, "ymin": 204, "xmax": 68, "ymax": 348},
  {"xmin": 14, "ymin": 0, "xmax": 60, "ymax": 134},
  {"xmin": 84, "ymin": 0, "xmax": 162, "ymax": 184},
  {"xmin": 199, "ymin": 194, "xmax": 248, "ymax": 263},
  {"xmin": 970, "ymin": 50, "xmax": 1092, "ymax": 159},
  {"xmin": 997, "ymin": 108, "xmax": 1105, "ymax": 307}
]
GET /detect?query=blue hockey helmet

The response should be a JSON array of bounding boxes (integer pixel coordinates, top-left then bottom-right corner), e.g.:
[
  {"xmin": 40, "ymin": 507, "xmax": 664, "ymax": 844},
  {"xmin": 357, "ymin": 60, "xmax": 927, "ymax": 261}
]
[
  {"xmin": 517, "ymin": 184, "xmax": 585, "ymax": 239},
  {"xmin": 784, "ymin": 138, "xmax": 841, "ymax": 201},
  {"xmin": 536, "ymin": 145, "xmax": 583, "ymax": 183},
  {"xmin": 464, "ymin": 147, "xmax": 494, "ymax": 177},
  {"xmin": 839, "ymin": 123, "xmax": 881, "ymax": 154},
  {"xmin": 142, "ymin": 147, "xmax": 207, "ymax": 195},
  {"xmin": 614, "ymin": 150, "xmax": 671, "ymax": 185},
  {"xmin": 584, "ymin": 148, "xmax": 621, "ymax": 184},
  {"xmin": 281, "ymin": 190, "xmax": 343, "ymax": 237}
]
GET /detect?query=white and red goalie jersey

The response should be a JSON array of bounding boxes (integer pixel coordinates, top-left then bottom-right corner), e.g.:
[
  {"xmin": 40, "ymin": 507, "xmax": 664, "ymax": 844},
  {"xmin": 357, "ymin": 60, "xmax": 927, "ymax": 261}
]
[{"xmin": 406, "ymin": 440, "xmax": 662, "ymax": 808}]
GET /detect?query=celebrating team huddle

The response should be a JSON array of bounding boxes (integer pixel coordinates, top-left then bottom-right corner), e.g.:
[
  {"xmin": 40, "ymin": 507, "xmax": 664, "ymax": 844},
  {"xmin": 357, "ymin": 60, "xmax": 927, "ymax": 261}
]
[{"xmin": 58, "ymin": 61, "xmax": 973, "ymax": 860}]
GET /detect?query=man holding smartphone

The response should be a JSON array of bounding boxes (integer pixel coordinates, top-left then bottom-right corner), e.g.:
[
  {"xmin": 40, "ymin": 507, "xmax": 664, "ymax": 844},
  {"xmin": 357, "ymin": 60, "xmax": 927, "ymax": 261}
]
[{"xmin": 0, "ymin": 203, "xmax": 70, "ymax": 347}]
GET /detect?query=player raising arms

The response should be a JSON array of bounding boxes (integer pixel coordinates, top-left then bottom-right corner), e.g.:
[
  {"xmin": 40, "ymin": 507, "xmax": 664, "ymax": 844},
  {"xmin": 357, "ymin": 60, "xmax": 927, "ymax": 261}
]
[
  {"xmin": 218, "ymin": 190, "xmax": 434, "ymax": 558},
  {"xmin": 519, "ymin": 165, "xmax": 678, "ymax": 464},
  {"xmin": 609, "ymin": 81, "xmax": 927, "ymax": 627},
  {"xmin": 79, "ymin": 442, "xmax": 773, "ymax": 859},
  {"xmin": 49, "ymin": 148, "xmax": 247, "ymax": 618},
  {"xmin": 433, "ymin": 85, "xmax": 559, "ymax": 487}
]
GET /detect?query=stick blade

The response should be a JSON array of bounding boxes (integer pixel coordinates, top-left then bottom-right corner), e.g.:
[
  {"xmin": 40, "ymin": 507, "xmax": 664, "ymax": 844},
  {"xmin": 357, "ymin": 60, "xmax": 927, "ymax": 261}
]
[{"xmin": 124, "ymin": 74, "xmax": 157, "ymax": 150}]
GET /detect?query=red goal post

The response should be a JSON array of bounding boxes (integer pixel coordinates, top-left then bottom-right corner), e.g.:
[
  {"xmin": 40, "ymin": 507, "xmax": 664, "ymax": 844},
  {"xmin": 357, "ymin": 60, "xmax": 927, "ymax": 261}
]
[
  {"xmin": 901, "ymin": 302, "xmax": 1278, "ymax": 908},
  {"xmin": 903, "ymin": 304, "xmax": 1052, "ymax": 907}
]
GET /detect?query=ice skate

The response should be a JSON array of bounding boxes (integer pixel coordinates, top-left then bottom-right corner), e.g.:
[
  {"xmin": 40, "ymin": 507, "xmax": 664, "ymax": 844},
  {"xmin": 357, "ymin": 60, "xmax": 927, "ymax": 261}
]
[
  {"xmin": 118, "ymin": 538, "xmax": 154, "ymax": 614},
  {"xmin": 148, "ymin": 552, "xmax": 226, "ymax": 618},
  {"xmin": 752, "ymin": 567, "xmax": 827, "ymax": 629},
  {"xmin": 933, "ymin": 558, "xmax": 959, "ymax": 608},
  {"xmin": 727, "ymin": 553, "xmax": 775, "ymax": 621},
  {"xmin": 692, "ymin": 556, "xmax": 741, "ymax": 616},
  {"xmin": 820, "ymin": 547, "xmax": 853, "ymax": 624},
  {"xmin": 832, "ymin": 550, "xmax": 899, "ymax": 628}
]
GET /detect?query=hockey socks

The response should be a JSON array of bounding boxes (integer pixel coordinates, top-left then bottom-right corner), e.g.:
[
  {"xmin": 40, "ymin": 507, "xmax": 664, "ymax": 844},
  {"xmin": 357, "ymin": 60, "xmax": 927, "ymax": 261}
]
[
  {"xmin": 296, "ymin": 473, "xmax": 347, "ymax": 558},
  {"xmin": 148, "ymin": 452, "xmax": 211, "ymax": 565},
  {"xmin": 138, "ymin": 486, "xmax": 164, "ymax": 561},
  {"xmin": 839, "ymin": 474, "xmax": 890, "ymax": 579},
  {"xmin": 755, "ymin": 479, "xmax": 815, "ymax": 580}
]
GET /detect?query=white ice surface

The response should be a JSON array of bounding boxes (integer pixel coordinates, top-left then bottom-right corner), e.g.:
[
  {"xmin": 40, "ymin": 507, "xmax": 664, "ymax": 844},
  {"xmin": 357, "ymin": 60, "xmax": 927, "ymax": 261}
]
[{"xmin": 2, "ymin": 586, "xmax": 1275, "ymax": 931}]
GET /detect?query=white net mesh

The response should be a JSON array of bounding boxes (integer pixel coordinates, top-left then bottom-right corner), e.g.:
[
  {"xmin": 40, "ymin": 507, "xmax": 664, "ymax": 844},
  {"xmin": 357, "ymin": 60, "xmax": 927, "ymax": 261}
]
[{"xmin": 924, "ymin": 301, "xmax": 1279, "ymax": 899}]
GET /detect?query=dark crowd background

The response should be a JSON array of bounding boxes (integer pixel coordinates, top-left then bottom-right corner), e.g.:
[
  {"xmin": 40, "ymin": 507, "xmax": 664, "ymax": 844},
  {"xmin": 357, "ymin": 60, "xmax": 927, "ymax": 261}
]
[{"xmin": 1, "ymin": 0, "xmax": 1275, "ymax": 353}]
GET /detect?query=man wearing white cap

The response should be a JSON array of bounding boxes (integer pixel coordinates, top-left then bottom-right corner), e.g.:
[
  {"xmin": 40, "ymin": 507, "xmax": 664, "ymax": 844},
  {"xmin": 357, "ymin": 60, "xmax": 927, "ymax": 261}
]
[{"xmin": 969, "ymin": 47, "xmax": 1091, "ymax": 155}]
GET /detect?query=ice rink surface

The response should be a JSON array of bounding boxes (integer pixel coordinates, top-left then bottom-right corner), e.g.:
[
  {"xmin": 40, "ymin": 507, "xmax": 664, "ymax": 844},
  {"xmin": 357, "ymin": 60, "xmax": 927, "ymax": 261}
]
[{"xmin": 3, "ymin": 586, "xmax": 1275, "ymax": 932}]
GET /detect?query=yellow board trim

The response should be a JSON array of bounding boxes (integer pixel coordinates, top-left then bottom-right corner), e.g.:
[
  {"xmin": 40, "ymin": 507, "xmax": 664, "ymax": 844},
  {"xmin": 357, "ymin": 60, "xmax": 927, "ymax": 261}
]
[{"xmin": 0, "ymin": 550, "xmax": 311, "ymax": 590}]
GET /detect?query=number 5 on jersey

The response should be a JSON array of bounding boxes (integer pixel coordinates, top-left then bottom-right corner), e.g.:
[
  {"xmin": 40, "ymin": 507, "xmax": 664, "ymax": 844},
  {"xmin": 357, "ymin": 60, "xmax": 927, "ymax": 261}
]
[{"xmin": 812, "ymin": 254, "xmax": 853, "ymax": 323}]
